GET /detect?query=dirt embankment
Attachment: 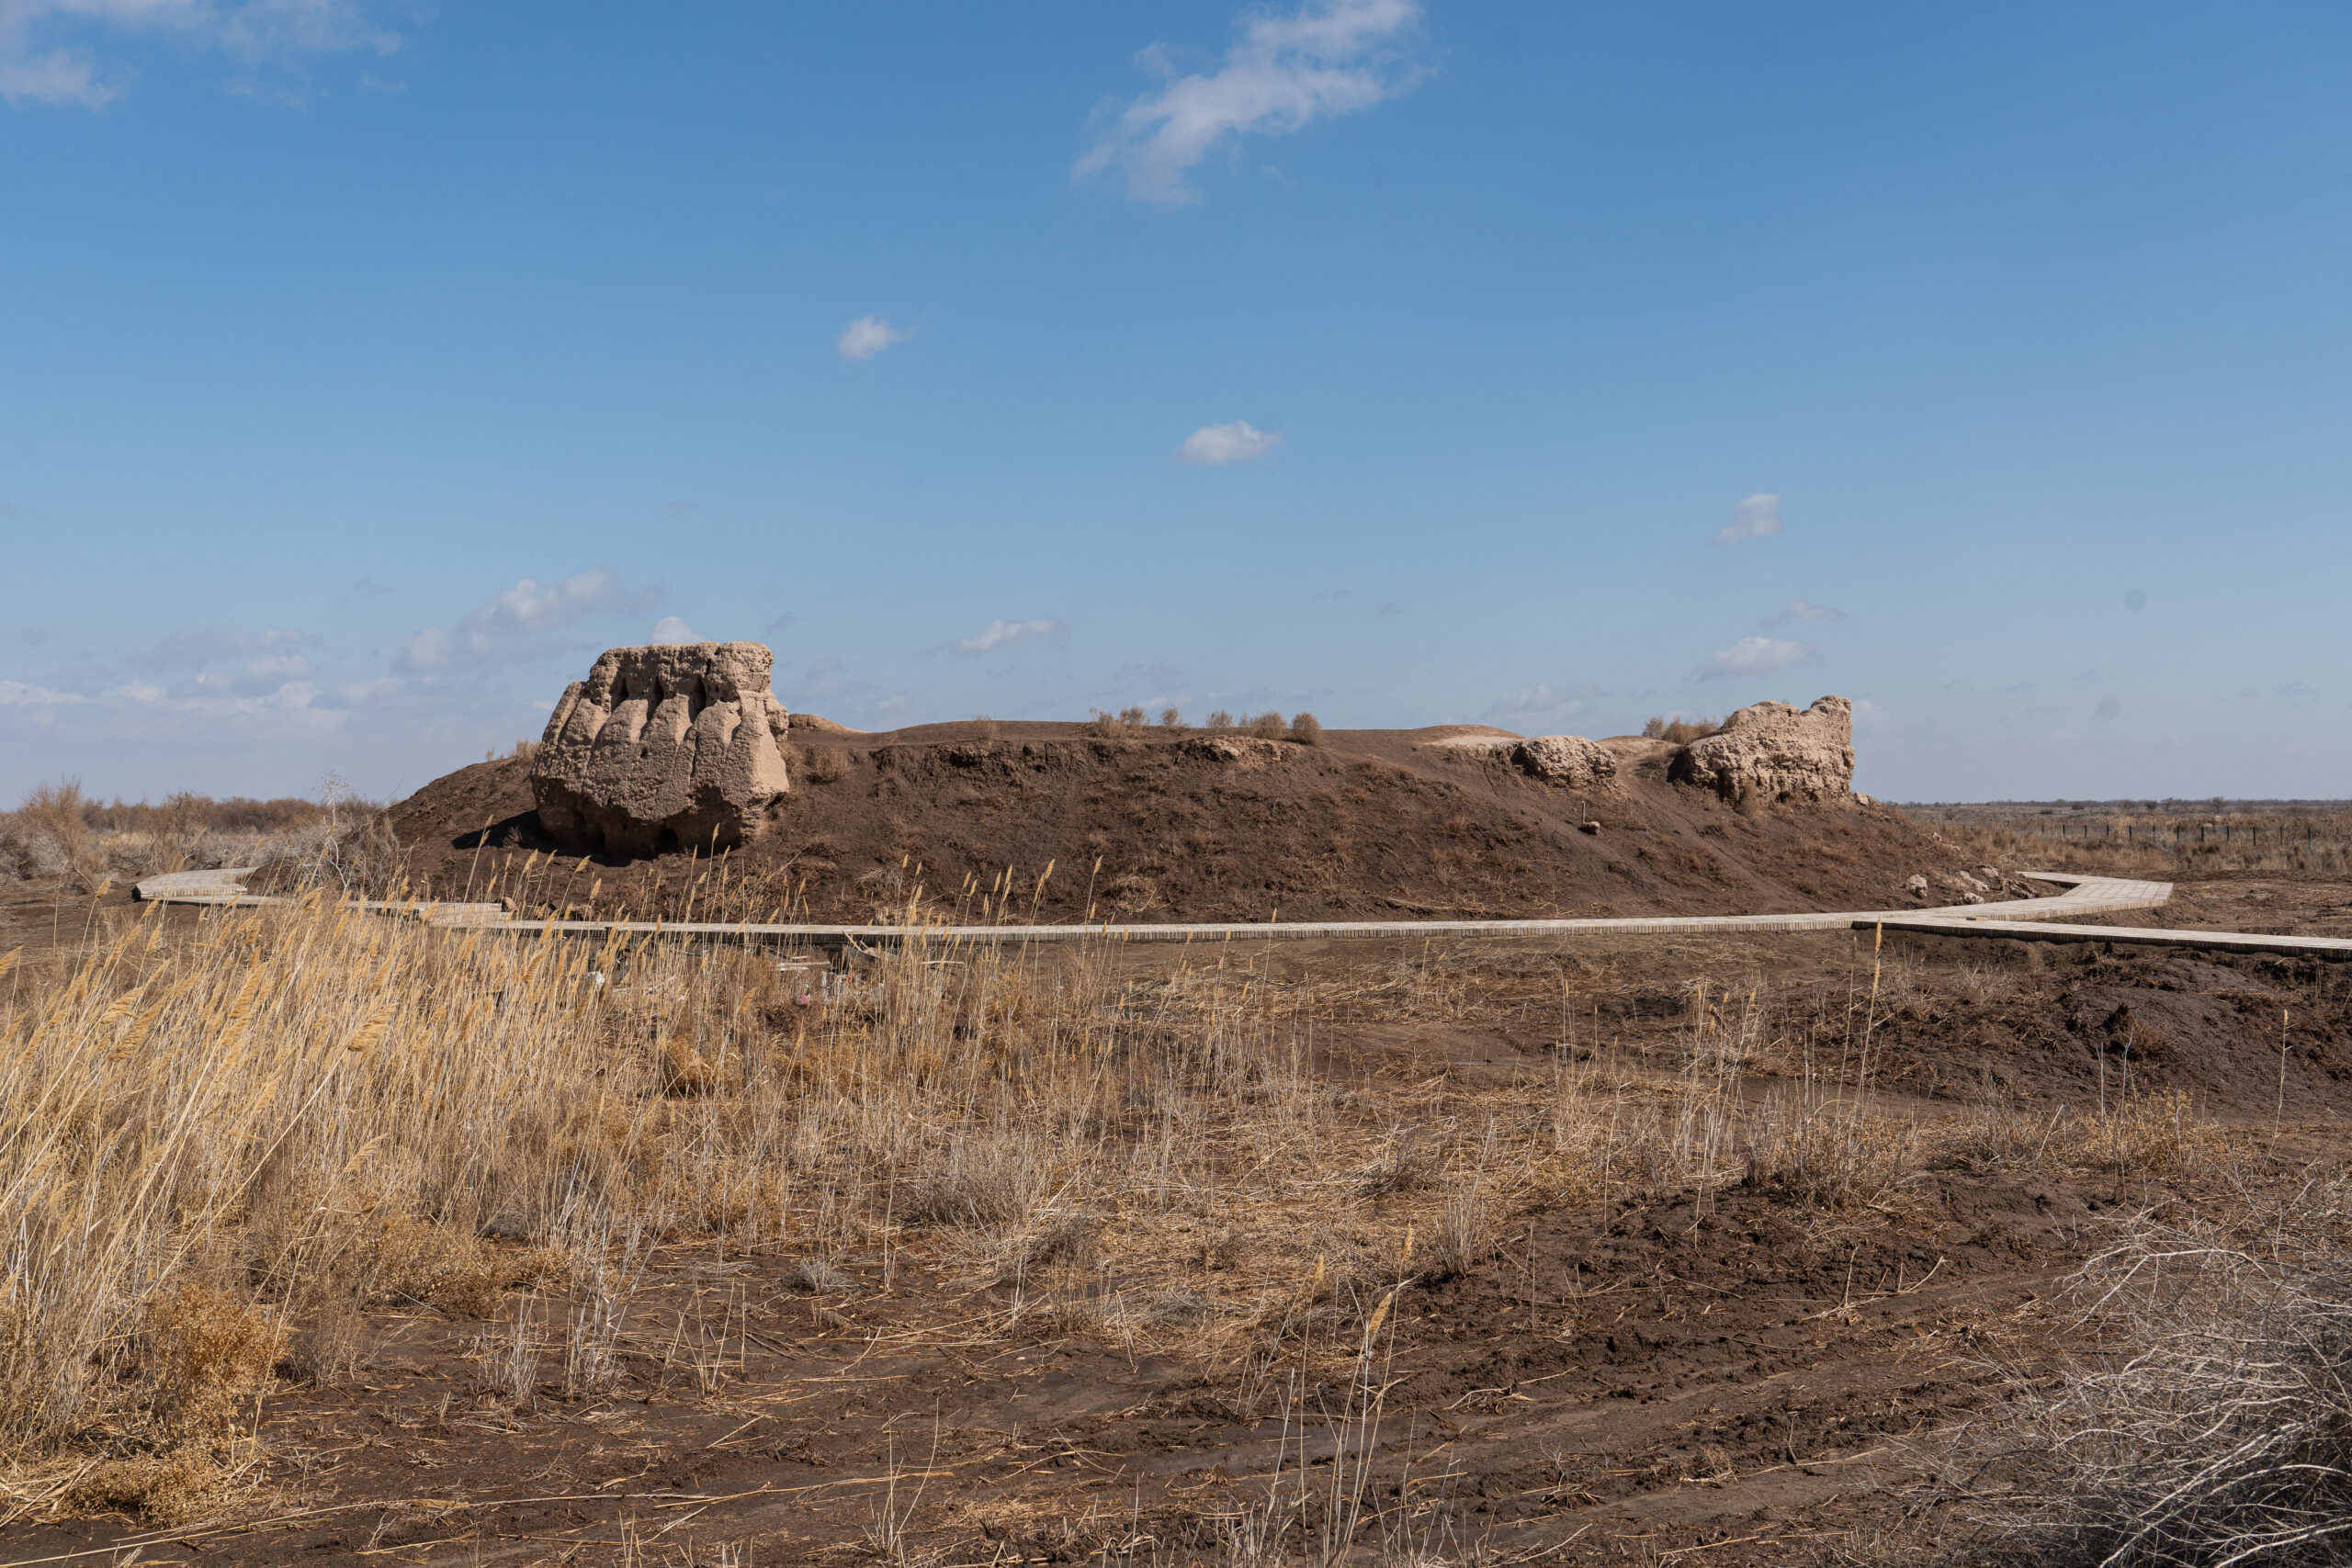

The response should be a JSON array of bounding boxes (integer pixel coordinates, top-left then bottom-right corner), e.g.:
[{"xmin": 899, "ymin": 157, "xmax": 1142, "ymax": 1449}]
[{"xmin": 386, "ymin": 721, "xmax": 1973, "ymax": 923}]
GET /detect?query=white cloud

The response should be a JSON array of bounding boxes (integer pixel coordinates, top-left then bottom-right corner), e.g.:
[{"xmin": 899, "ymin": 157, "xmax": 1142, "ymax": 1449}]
[
  {"xmin": 649, "ymin": 615, "xmax": 697, "ymax": 645},
  {"xmin": 949, "ymin": 617, "xmax": 1069, "ymax": 656},
  {"xmin": 458, "ymin": 567, "xmax": 628, "ymax": 640},
  {"xmin": 391, "ymin": 566, "xmax": 652, "ymax": 676},
  {"xmin": 1177, "ymin": 420, "xmax": 1282, "ymax": 464},
  {"xmin": 836, "ymin": 314, "xmax": 911, "ymax": 360},
  {"xmin": 0, "ymin": 678, "xmax": 85, "ymax": 706},
  {"xmin": 392, "ymin": 626, "xmax": 451, "ymax": 674},
  {"xmin": 1487, "ymin": 682, "xmax": 1599, "ymax": 727},
  {"xmin": 1698, "ymin": 636, "xmax": 1816, "ymax": 680},
  {"xmin": 1713, "ymin": 492, "xmax": 1782, "ymax": 545},
  {"xmin": 2, "ymin": 0, "xmax": 401, "ymax": 109},
  {"xmin": 1076, "ymin": 0, "xmax": 1423, "ymax": 206},
  {"xmin": 0, "ymin": 47, "xmax": 111, "ymax": 106},
  {"xmin": 1763, "ymin": 599, "xmax": 1841, "ymax": 626}
]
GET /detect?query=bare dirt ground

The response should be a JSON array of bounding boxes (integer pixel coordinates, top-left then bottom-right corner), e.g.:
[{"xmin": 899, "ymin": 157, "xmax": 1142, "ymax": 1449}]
[
  {"xmin": 380, "ymin": 723, "xmax": 1984, "ymax": 926},
  {"xmin": 6, "ymin": 895, "xmax": 2349, "ymax": 1567}
]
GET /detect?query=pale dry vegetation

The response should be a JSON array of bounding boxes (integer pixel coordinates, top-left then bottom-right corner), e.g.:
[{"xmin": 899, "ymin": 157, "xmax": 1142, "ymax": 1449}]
[
  {"xmin": 1914, "ymin": 806, "xmax": 2352, "ymax": 880},
  {"xmin": 1642, "ymin": 715, "xmax": 1723, "ymax": 745},
  {"xmin": 0, "ymin": 779, "xmax": 398, "ymax": 895},
  {"xmin": 1938, "ymin": 1179, "xmax": 2352, "ymax": 1566},
  {"xmin": 0, "ymin": 897, "xmax": 2286, "ymax": 1556}
]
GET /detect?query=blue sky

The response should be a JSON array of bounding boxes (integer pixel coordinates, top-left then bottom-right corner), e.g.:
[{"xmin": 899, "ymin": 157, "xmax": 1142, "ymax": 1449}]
[{"xmin": 4, "ymin": 1, "xmax": 2348, "ymax": 805}]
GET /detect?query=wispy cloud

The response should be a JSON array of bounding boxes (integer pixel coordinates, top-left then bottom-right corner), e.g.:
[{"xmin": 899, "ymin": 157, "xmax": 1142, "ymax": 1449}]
[
  {"xmin": 949, "ymin": 617, "xmax": 1069, "ymax": 656},
  {"xmin": 836, "ymin": 314, "xmax": 912, "ymax": 361},
  {"xmin": 1712, "ymin": 492, "xmax": 1782, "ymax": 545},
  {"xmin": 649, "ymin": 615, "xmax": 697, "ymax": 645},
  {"xmin": 0, "ymin": 678, "xmax": 85, "ymax": 708},
  {"xmin": 0, "ymin": 46, "xmax": 109, "ymax": 107},
  {"xmin": 1487, "ymin": 682, "xmax": 1600, "ymax": 728},
  {"xmin": 1177, "ymin": 420, "xmax": 1282, "ymax": 464},
  {"xmin": 1763, "ymin": 599, "xmax": 1841, "ymax": 626},
  {"xmin": 1077, "ymin": 0, "xmax": 1423, "ymax": 206},
  {"xmin": 395, "ymin": 567, "xmax": 657, "ymax": 673},
  {"xmin": 2, "ymin": 0, "xmax": 403, "ymax": 109},
  {"xmin": 141, "ymin": 626, "xmax": 316, "ymax": 673},
  {"xmin": 1698, "ymin": 636, "xmax": 1816, "ymax": 681}
]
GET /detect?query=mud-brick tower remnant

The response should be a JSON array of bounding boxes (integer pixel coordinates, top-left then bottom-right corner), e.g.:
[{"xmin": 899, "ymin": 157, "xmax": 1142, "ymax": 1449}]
[{"xmin": 530, "ymin": 641, "xmax": 791, "ymax": 855}]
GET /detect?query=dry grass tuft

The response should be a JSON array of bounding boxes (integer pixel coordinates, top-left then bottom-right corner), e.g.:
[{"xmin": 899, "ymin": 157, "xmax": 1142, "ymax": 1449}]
[{"xmin": 1940, "ymin": 1189, "xmax": 2352, "ymax": 1566}]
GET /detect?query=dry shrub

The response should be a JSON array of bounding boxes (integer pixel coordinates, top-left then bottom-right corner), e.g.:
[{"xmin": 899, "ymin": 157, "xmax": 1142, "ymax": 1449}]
[
  {"xmin": 1102, "ymin": 872, "xmax": 1166, "ymax": 913},
  {"xmin": 1351, "ymin": 1134, "xmax": 1438, "ymax": 1198},
  {"xmin": 60, "ymin": 1280, "xmax": 279, "ymax": 1522},
  {"xmin": 1248, "ymin": 711, "xmax": 1286, "ymax": 740},
  {"xmin": 1206, "ymin": 709, "xmax": 1235, "ymax": 728},
  {"xmin": 783, "ymin": 1257, "xmax": 852, "ymax": 1294},
  {"xmin": 1742, "ymin": 1091, "xmax": 1919, "ymax": 1210},
  {"xmin": 277, "ymin": 1292, "xmax": 367, "ymax": 1387},
  {"xmin": 1942, "ymin": 1195, "xmax": 2352, "ymax": 1566},
  {"xmin": 901, "ymin": 1129, "xmax": 1052, "ymax": 1230},
  {"xmin": 6, "ymin": 781, "xmax": 98, "ymax": 889},
  {"xmin": 1290, "ymin": 712, "xmax": 1323, "ymax": 745},
  {"xmin": 1422, "ymin": 1139, "xmax": 1499, "ymax": 1280},
  {"xmin": 1937, "ymin": 1083, "xmax": 2223, "ymax": 1182},
  {"xmin": 801, "ymin": 745, "xmax": 852, "ymax": 784},
  {"xmin": 1159, "ymin": 706, "xmax": 1182, "ymax": 728},
  {"xmin": 1000, "ymin": 1209, "xmax": 1099, "ymax": 1280},
  {"xmin": 2071, "ymin": 1089, "xmax": 2224, "ymax": 1179},
  {"xmin": 1939, "ymin": 1071, "xmax": 2067, "ymax": 1173}
]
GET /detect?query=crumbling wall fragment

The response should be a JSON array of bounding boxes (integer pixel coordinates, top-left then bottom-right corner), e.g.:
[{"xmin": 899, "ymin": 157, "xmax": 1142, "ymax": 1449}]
[
  {"xmin": 1669, "ymin": 695, "xmax": 1854, "ymax": 804},
  {"xmin": 530, "ymin": 642, "xmax": 790, "ymax": 855}
]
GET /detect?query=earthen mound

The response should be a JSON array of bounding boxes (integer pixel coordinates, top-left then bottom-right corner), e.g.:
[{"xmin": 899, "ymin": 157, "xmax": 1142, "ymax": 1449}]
[
  {"xmin": 532, "ymin": 642, "xmax": 791, "ymax": 855},
  {"xmin": 394, "ymin": 701, "xmax": 1948, "ymax": 924},
  {"xmin": 1670, "ymin": 695, "xmax": 1854, "ymax": 804}
]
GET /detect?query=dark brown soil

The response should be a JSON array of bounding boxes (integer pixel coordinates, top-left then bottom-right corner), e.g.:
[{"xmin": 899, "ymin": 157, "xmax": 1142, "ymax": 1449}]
[{"xmin": 383, "ymin": 723, "xmax": 1981, "ymax": 925}]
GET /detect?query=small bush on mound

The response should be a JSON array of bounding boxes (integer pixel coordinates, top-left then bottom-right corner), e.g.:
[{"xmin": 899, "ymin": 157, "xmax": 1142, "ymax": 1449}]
[
  {"xmin": 1248, "ymin": 711, "xmax": 1286, "ymax": 739},
  {"xmin": 1941, "ymin": 1197, "xmax": 2352, "ymax": 1566},
  {"xmin": 1643, "ymin": 715, "xmax": 1722, "ymax": 744},
  {"xmin": 799, "ymin": 744, "xmax": 852, "ymax": 784},
  {"xmin": 1205, "ymin": 708, "xmax": 1234, "ymax": 728},
  {"xmin": 1289, "ymin": 712, "xmax": 1323, "ymax": 745}
]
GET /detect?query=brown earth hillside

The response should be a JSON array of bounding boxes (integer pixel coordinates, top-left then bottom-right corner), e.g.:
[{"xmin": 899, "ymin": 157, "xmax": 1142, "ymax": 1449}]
[{"xmin": 384, "ymin": 719, "xmax": 1986, "ymax": 924}]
